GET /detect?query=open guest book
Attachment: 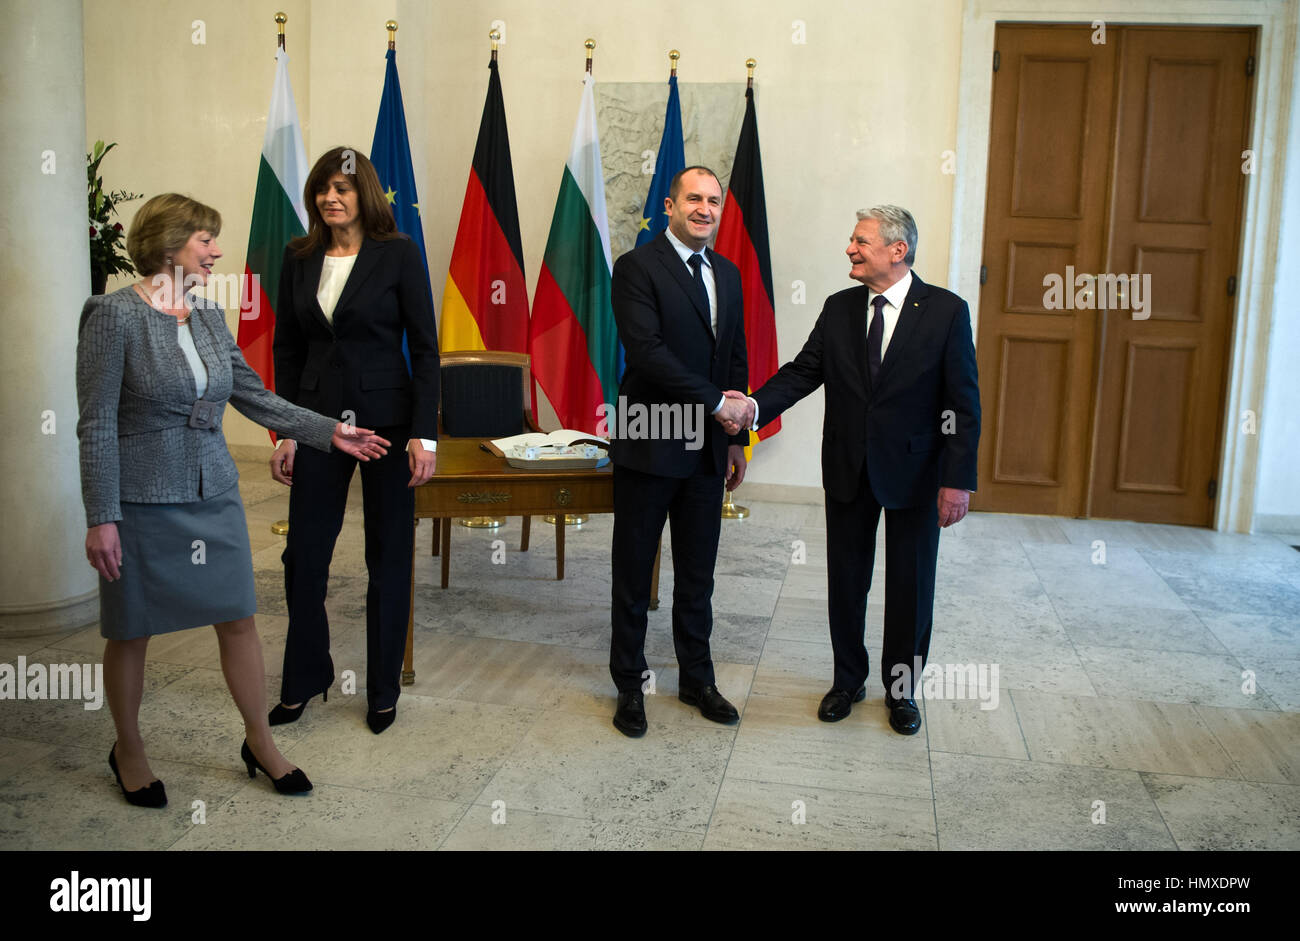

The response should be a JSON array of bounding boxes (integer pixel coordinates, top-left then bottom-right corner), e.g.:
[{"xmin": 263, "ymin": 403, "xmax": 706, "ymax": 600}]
[{"xmin": 486, "ymin": 430, "xmax": 611, "ymax": 469}]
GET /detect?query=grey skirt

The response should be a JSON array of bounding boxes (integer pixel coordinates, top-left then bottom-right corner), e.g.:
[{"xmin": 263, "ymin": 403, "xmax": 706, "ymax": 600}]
[{"xmin": 98, "ymin": 484, "xmax": 258, "ymax": 640}]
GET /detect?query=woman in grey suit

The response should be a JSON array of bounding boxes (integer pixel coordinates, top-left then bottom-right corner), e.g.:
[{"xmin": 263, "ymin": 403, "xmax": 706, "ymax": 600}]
[{"xmin": 77, "ymin": 193, "xmax": 389, "ymax": 807}]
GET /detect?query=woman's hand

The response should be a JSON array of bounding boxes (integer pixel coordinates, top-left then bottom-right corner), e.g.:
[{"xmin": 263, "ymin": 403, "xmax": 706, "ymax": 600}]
[
  {"xmin": 86, "ymin": 523, "xmax": 122, "ymax": 581},
  {"xmin": 270, "ymin": 438, "xmax": 296, "ymax": 485},
  {"xmin": 407, "ymin": 438, "xmax": 436, "ymax": 487},
  {"xmin": 332, "ymin": 423, "xmax": 390, "ymax": 461}
]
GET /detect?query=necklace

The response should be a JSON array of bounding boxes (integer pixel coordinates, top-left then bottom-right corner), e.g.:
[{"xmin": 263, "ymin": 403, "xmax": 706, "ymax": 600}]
[{"xmin": 134, "ymin": 282, "xmax": 190, "ymax": 324}]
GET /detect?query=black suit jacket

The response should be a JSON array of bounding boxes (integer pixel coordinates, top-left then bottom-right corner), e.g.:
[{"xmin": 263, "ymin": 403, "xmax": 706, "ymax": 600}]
[
  {"xmin": 609, "ymin": 233, "xmax": 748, "ymax": 478},
  {"xmin": 273, "ymin": 236, "xmax": 440, "ymax": 439},
  {"xmin": 753, "ymin": 273, "xmax": 980, "ymax": 507}
]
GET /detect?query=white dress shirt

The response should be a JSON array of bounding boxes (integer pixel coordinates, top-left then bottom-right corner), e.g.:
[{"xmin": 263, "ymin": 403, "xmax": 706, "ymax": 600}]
[
  {"xmin": 744, "ymin": 270, "xmax": 916, "ymax": 432},
  {"xmin": 662, "ymin": 227, "xmax": 726, "ymax": 416}
]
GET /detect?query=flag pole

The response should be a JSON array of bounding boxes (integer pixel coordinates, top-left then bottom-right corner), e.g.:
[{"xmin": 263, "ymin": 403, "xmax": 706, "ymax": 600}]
[
  {"xmin": 386, "ymin": 18, "xmax": 397, "ymax": 50},
  {"xmin": 585, "ymin": 38, "xmax": 595, "ymax": 74},
  {"xmin": 490, "ymin": 27, "xmax": 500, "ymax": 62},
  {"xmin": 722, "ymin": 56, "xmax": 757, "ymax": 522},
  {"xmin": 670, "ymin": 49, "xmax": 679, "ymax": 77},
  {"xmin": 270, "ymin": 10, "xmax": 291, "ymax": 536}
]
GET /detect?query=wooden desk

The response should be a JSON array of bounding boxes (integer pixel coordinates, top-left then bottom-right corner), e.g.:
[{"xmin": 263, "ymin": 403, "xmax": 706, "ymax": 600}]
[{"xmin": 401, "ymin": 438, "xmax": 659, "ymax": 684}]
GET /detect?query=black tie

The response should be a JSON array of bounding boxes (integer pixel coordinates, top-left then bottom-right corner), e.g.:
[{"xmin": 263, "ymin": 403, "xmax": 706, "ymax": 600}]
[
  {"xmin": 688, "ymin": 253, "xmax": 710, "ymax": 325},
  {"xmin": 867, "ymin": 294, "xmax": 886, "ymax": 384}
]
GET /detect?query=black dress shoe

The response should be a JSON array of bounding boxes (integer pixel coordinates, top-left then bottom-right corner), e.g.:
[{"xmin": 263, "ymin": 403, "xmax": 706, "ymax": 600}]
[
  {"xmin": 885, "ymin": 696, "xmax": 922, "ymax": 735},
  {"xmin": 678, "ymin": 684, "xmax": 739, "ymax": 724},
  {"xmin": 108, "ymin": 744, "xmax": 167, "ymax": 808},
  {"xmin": 818, "ymin": 686, "xmax": 866, "ymax": 722},
  {"xmin": 613, "ymin": 690, "xmax": 647, "ymax": 738},
  {"xmin": 366, "ymin": 706, "xmax": 396, "ymax": 735}
]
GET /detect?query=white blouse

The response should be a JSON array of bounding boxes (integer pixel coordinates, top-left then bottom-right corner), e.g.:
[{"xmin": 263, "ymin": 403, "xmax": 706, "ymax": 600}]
[
  {"xmin": 316, "ymin": 253, "xmax": 358, "ymax": 323},
  {"xmin": 176, "ymin": 321, "xmax": 208, "ymax": 398}
]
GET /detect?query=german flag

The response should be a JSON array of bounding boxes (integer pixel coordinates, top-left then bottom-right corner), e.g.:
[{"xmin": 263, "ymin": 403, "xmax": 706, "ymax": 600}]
[
  {"xmin": 715, "ymin": 85, "xmax": 780, "ymax": 443},
  {"xmin": 440, "ymin": 56, "xmax": 528, "ymax": 356}
]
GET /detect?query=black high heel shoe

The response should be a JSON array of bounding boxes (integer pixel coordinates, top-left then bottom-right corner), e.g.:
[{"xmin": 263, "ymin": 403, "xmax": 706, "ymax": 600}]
[
  {"xmin": 108, "ymin": 744, "xmax": 167, "ymax": 808},
  {"xmin": 366, "ymin": 705, "xmax": 396, "ymax": 735},
  {"xmin": 240, "ymin": 740, "xmax": 312, "ymax": 794},
  {"xmin": 268, "ymin": 688, "xmax": 327, "ymax": 726}
]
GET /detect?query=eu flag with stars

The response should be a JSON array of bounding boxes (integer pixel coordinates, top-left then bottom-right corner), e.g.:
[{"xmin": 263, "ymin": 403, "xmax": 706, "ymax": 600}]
[
  {"xmin": 622, "ymin": 74, "xmax": 685, "ymax": 378},
  {"xmin": 370, "ymin": 47, "xmax": 434, "ymax": 366}
]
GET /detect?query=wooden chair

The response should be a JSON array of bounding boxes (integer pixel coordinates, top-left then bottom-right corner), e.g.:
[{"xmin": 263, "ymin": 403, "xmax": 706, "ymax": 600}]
[{"xmin": 432, "ymin": 350, "xmax": 540, "ymax": 587}]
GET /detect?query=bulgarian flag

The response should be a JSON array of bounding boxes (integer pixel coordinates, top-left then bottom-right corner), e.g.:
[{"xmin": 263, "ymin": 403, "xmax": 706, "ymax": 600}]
[
  {"xmin": 528, "ymin": 73, "xmax": 617, "ymax": 434},
  {"xmin": 237, "ymin": 47, "xmax": 309, "ymax": 401},
  {"xmin": 440, "ymin": 55, "xmax": 528, "ymax": 357},
  {"xmin": 715, "ymin": 84, "xmax": 780, "ymax": 447}
]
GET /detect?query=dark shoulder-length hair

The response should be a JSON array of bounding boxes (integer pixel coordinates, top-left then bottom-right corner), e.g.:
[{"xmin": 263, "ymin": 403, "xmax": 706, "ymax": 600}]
[{"xmin": 289, "ymin": 146, "xmax": 399, "ymax": 257}]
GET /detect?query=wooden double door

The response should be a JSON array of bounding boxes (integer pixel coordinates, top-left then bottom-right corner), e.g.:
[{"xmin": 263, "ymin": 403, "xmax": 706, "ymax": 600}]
[{"xmin": 974, "ymin": 24, "xmax": 1254, "ymax": 525}]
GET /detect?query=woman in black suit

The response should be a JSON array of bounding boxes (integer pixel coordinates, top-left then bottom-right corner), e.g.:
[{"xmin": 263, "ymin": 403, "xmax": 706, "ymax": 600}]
[{"xmin": 269, "ymin": 146, "xmax": 439, "ymax": 733}]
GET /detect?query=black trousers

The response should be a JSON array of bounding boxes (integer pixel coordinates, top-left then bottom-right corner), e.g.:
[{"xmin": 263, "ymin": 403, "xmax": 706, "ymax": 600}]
[
  {"xmin": 825, "ymin": 462, "xmax": 940, "ymax": 697},
  {"xmin": 279, "ymin": 426, "xmax": 413, "ymax": 711},
  {"xmin": 609, "ymin": 457, "xmax": 723, "ymax": 693}
]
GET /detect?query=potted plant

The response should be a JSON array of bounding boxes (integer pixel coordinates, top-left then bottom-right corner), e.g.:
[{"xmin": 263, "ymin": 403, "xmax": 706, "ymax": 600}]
[{"xmin": 87, "ymin": 140, "xmax": 142, "ymax": 294}]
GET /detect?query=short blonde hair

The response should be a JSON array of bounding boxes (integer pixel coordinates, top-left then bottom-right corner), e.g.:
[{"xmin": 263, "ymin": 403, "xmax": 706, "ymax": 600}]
[{"xmin": 126, "ymin": 193, "xmax": 222, "ymax": 275}]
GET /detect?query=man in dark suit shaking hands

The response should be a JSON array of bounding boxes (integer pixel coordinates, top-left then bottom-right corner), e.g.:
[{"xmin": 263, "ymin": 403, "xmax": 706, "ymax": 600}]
[
  {"xmin": 608, "ymin": 166, "xmax": 751, "ymax": 737},
  {"xmin": 724, "ymin": 206, "xmax": 980, "ymax": 734}
]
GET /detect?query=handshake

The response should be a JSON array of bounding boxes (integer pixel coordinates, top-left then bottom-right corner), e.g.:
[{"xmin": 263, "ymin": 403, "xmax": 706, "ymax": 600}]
[{"xmin": 715, "ymin": 389, "xmax": 757, "ymax": 436}]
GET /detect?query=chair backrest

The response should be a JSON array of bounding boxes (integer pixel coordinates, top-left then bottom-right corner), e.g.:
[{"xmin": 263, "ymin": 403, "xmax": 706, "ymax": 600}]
[{"xmin": 438, "ymin": 350, "xmax": 536, "ymax": 438}]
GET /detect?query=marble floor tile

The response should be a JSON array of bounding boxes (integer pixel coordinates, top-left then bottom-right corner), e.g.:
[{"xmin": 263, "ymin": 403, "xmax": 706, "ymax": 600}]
[
  {"xmin": 476, "ymin": 710, "xmax": 735, "ymax": 831},
  {"xmin": 439, "ymin": 806, "xmax": 703, "ymax": 850},
  {"xmin": 1251, "ymin": 658, "xmax": 1300, "ymax": 712},
  {"xmin": 725, "ymin": 692, "xmax": 931, "ymax": 798},
  {"xmin": 924, "ymin": 696, "xmax": 1031, "ymax": 761},
  {"xmin": 8, "ymin": 457, "xmax": 1295, "ymax": 852},
  {"xmin": 1055, "ymin": 604, "xmax": 1229, "ymax": 656},
  {"xmin": 1011, "ymin": 689, "xmax": 1239, "ymax": 777},
  {"xmin": 931, "ymin": 752, "xmax": 1175, "ymax": 850},
  {"xmin": 946, "ymin": 512, "xmax": 1069, "ymax": 544},
  {"xmin": 170, "ymin": 782, "xmax": 466, "ymax": 851},
  {"xmin": 1191, "ymin": 706, "xmax": 1300, "ymax": 784},
  {"xmin": 1074, "ymin": 645, "xmax": 1276, "ymax": 711},
  {"xmin": 0, "ymin": 740, "xmax": 249, "ymax": 851},
  {"xmin": 931, "ymin": 630, "xmax": 1097, "ymax": 697},
  {"xmin": 282, "ymin": 693, "xmax": 539, "ymax": 804},
  {"xmin": 1196, "ymin": 613, "xmax": 1300, "ymax": 662},
  {"xmin": 1142, "ymin": 773, "xmax": 1300, "ymax": 850},
  {"xmin": 703, "ymin": 778, "xmax": 937, "ymax": 850}
]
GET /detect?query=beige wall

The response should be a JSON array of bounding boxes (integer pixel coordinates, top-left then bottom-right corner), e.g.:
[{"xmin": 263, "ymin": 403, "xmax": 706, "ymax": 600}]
[
  {"xmin": 84, "ymin": 0, "xmax": 963, "ymax": 492},
  {"xmin": 81, "ymin": 0, "xmax": 1298, "ymax": 528}
]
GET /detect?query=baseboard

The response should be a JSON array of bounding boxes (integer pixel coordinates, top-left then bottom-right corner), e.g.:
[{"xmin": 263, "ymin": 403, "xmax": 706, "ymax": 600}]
[
  {"xmin": 733, "ymin": 482, "xmax": 825, "ymax": 505},
  {"xmin": 0, "ymin": 589, "xmax": 99, "ymax": 638},
  {"xmin": 1253, "ymin": 513, "xmax": 1300, "ymax": 536}
]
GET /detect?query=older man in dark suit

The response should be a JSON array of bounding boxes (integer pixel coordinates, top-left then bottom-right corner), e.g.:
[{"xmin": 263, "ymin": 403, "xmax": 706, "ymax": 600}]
[
  {"xmin": 723, "ymin": 206, "xmax": 980, "ymax": 734},
  {"xmin": 608, "ymin": 166, "xmax": 750, "ymax": 737}
]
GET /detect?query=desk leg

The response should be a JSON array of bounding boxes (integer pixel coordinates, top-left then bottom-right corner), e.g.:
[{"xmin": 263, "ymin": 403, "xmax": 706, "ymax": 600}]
[
  {"xmin": 431, "ymin": 517, "xmax": 440, "ymax": 556},
  {"xmin": 650, "ymin": 539, "xmax": 662, "ymax": 611},
  {"xmin": 521, "ymin": 515, "xmax": 531, "ymax": 552},
  {"xmin": 555, "ymin": 514, "xmax": 565, "ymax": 580},
  {"xmin": 403, "ymin": 520, "xmax": 416, "ymax": 685},
  {"xmin": 440, "ymin": 518, "xmax": 451, "ymax": 589}
]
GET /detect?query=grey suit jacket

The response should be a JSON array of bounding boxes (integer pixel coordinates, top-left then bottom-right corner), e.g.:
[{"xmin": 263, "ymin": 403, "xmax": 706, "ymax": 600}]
[{"xmin": 76, "ymin": 286, "xmax": 337, "ymax": 527}]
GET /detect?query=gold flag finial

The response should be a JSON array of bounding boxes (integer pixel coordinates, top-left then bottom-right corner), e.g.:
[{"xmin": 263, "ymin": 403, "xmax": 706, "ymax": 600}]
[
  {"xmin": 746, "ymin": 57, "xmax": 757, "ymax": 88},
  {"xmin": 386, "ymin": 19, "xmax": 397, "ymax": 50},
  {"xmin": 585, "ymin": 38, "xmax": 596, "ymax": 74},
  {"xmin": 490, "ymin": 27, "xmax": 500, "ymax": 61},
  {"xmin": 275, "ymin": 12, "xmax": 286, "ymax": 50},
  {"xmin": 669, "ymin": 49, "xmax": 680, "ymax": 77}
]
